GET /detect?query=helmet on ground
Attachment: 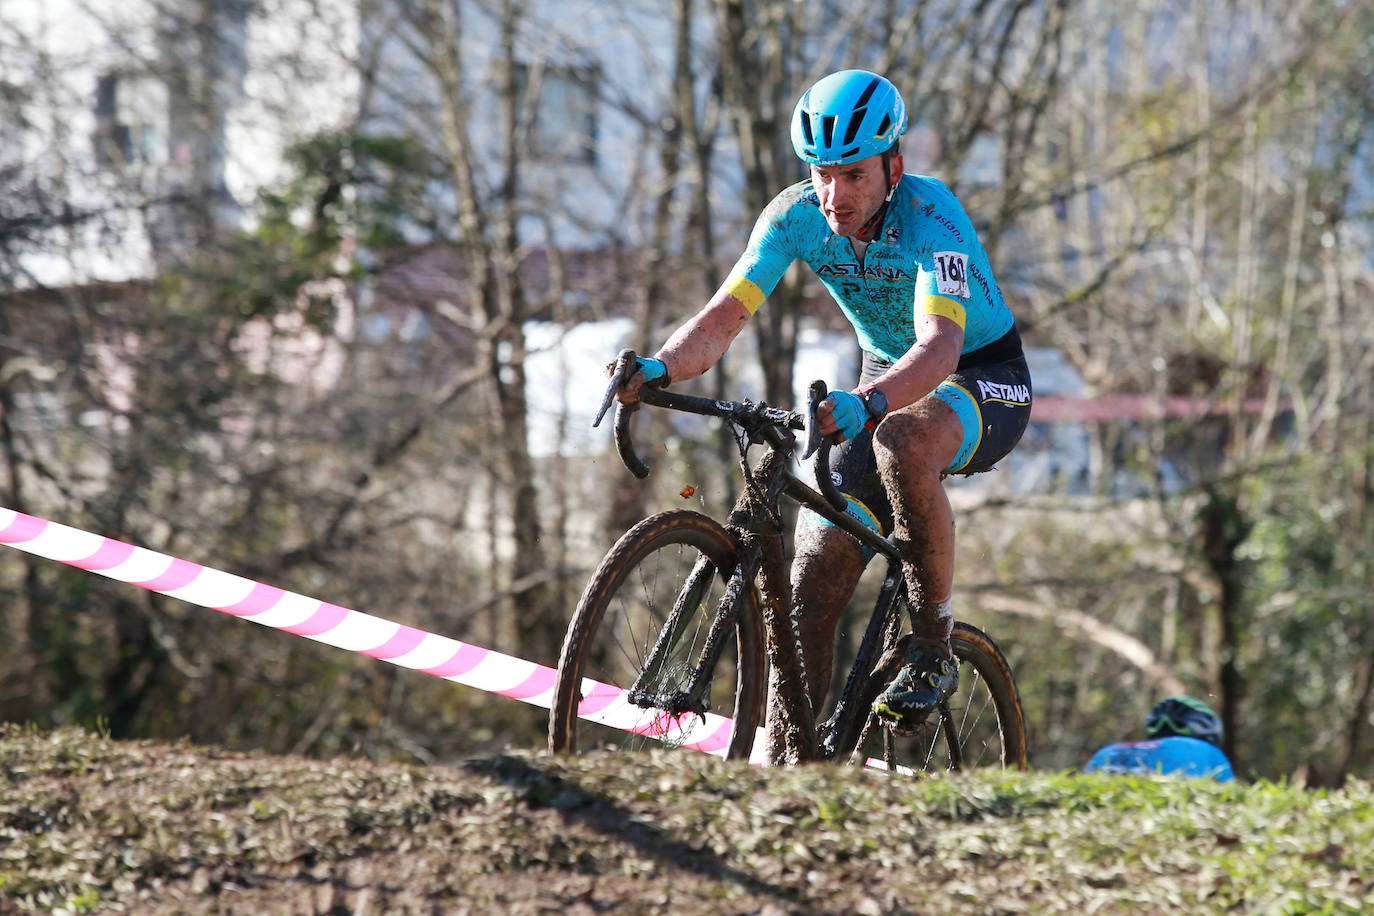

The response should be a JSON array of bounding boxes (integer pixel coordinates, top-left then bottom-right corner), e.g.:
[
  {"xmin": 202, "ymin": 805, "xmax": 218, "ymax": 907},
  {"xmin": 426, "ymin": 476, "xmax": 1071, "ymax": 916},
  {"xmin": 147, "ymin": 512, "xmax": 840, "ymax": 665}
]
[
  {"xmin": 790, "ymin": 70, "xmax": 907, "ymax": 166},
  {"xmin": 1146, "ymin": 695, "xmax": 1223, "ymax": 746}
]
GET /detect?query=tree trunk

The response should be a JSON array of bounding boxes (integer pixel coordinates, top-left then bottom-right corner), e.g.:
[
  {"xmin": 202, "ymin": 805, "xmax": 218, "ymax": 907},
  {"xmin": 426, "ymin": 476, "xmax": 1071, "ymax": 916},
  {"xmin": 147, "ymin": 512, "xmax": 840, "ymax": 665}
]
[{"xmin": 1198, "ymin": 483, "xmax": 1248, "ymax": 766}]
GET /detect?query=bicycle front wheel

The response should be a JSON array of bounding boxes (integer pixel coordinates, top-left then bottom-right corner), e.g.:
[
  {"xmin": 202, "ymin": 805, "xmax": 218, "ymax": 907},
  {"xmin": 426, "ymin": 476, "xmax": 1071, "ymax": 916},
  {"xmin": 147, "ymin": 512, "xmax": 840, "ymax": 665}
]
[
  {"xmin": 857, "ymin": 621, "xmax": 1027, "ymax": 773},
  {"xmin": 549, "ymin": 509, "xmax": 765, "ymax": 760}
]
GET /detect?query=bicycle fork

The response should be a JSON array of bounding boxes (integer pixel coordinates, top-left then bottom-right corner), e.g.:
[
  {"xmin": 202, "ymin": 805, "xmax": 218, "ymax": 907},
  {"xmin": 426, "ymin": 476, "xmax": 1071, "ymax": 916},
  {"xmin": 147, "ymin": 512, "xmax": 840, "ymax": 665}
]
[
  {"xmin": 741, "ymin": 445, "xmax": 822, "ymax": 764},
  {"xmin": 625, "ymin": 543, "xmax": 762, "ymax": 721}
]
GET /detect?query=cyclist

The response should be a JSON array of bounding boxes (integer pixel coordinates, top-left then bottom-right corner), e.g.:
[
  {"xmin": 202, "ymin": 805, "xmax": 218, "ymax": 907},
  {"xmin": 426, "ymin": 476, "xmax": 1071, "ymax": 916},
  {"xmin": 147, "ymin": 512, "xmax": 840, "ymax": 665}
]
[
  {"xmin": 1084, "ymin": 695, "xmax": 1235, "ymax": 781},
  {"xmin": 612, "ymin": 69, "xmax": 1031, "ymax": 735}
]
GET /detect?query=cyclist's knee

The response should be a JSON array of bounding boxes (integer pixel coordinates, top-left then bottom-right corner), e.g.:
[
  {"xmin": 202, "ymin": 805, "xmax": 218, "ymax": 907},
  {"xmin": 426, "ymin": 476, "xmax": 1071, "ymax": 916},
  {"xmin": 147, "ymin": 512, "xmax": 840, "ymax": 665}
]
[
  {"xmin": 873, "ymin": 403, "xmax": 962, "ymax": 481},
  {"xmin": 793, "ymin": 520, "xmax": 863, "ymax": 565},
  {"xmin": 792, "ymin": 524, "xmax": 865, "ymax": 597}
]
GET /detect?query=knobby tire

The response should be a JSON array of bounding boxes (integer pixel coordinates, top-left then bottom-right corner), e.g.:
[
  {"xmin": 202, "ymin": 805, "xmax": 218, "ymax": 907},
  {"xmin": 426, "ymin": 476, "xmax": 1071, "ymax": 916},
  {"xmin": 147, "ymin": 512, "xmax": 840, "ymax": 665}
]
[
  {"xmin": 948, "ymin": 622, "xmax": 1028, "ymax": 769},
  {"xmin": 853, "ymin": 620, "xmax": 1027, "ymax": 773}
]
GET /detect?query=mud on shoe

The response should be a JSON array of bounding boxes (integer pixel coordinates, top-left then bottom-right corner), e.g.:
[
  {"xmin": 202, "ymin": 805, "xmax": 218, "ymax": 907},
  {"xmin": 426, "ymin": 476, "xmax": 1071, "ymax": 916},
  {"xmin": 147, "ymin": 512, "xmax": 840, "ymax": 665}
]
[{"xmin": 872, "ymin": 639, "xmax": 957, "ymax": 731}]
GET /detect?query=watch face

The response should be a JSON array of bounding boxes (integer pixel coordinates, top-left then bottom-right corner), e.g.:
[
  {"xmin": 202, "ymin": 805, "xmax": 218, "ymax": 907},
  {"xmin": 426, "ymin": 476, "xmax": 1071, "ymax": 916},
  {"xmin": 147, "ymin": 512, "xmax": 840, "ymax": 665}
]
[{"xmin": 865, "ymin": 388, "xmax": 888, "ymax": 417}]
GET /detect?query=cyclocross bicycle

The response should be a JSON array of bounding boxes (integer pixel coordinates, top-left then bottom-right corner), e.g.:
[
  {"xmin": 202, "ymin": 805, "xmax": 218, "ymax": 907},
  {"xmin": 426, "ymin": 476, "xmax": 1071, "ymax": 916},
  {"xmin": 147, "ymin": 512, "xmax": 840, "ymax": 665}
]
[{"xmin": 549, "ymin": 352, "xmax": 1027, "ymax": 773}]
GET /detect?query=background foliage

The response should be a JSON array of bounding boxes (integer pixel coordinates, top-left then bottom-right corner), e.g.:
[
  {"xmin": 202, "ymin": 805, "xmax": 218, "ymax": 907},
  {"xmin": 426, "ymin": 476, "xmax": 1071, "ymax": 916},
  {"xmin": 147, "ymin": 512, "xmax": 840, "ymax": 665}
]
[{"xmin": 1, "ymin": 0, "xmax": 1372, "ymax": 784}]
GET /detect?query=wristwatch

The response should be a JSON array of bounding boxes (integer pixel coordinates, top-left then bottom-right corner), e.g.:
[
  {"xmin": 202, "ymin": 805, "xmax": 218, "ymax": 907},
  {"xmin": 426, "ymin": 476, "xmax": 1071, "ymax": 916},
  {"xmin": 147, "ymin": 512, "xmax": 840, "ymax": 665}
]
[{"xmin": 858, "ymin": 385, "xmax": 889, "ymax": 429}]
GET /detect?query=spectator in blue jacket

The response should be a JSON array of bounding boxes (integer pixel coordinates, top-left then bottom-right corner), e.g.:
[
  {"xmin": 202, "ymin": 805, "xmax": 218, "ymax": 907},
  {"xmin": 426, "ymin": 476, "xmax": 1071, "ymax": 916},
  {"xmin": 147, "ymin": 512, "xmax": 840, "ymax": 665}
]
[{"xmin": 1084, "ymin": 695, "xmax": 1235, "ymax": 782}]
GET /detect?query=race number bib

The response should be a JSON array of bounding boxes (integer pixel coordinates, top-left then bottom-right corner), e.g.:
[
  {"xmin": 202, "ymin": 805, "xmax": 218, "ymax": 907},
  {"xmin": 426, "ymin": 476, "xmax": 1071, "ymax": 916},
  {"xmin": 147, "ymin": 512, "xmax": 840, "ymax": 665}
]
[{"xmin": 933, "ymin": 251, "xmax": 969, "ymax": 298}]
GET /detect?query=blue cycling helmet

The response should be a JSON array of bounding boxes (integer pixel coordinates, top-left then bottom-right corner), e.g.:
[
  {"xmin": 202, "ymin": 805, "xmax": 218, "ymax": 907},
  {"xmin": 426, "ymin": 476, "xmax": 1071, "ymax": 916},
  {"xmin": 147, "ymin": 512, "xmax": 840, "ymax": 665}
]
[
  {"xmin": 791, "ymin": 70, "xmax": 907, "ymax": 166},
  {"xmin": 1146, "ymin": 696, "xmax": 1223, "ymax": 747}
]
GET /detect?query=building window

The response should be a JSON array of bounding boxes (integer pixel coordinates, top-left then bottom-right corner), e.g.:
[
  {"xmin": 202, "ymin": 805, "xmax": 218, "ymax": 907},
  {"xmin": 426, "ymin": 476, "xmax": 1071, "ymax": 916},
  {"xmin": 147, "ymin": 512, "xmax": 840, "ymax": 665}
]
[
  {"xmin": 515, "ymin": 63, "xmax": 599, "ymax": 166},
  {"xmin": 94, "ymin": 72, "xmax": 168, "ymax": 169}
]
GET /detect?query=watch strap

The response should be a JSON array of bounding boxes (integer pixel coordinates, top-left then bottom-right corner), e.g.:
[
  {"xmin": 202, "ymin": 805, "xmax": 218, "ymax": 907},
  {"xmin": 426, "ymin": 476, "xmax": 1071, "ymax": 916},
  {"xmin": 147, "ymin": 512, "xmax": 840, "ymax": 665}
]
[{"xmin": 857, "ymin": 384, "xmax": 888, "ymax": 430}]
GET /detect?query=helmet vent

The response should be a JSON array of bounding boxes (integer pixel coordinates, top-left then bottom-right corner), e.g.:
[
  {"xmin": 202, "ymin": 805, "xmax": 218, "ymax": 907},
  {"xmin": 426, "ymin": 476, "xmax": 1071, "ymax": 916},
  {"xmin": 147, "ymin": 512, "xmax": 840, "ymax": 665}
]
[
  {"xmin": 854, "ymin": 77, "xmax": 880, "ymax": 107},
  {"xmin": 876, "ymin": 114, "xmax": 891, "ymax": 136},
  {"xmin": 843, "ymin": 78, "xmax": 881, "ymax": 146},
  {"xmin": 821, "ymin": 115, "xmax": 836, "ymax": 148},
  {"xmin": 842, "ymin": 112, "xmax": 863, "ymax": 145}
]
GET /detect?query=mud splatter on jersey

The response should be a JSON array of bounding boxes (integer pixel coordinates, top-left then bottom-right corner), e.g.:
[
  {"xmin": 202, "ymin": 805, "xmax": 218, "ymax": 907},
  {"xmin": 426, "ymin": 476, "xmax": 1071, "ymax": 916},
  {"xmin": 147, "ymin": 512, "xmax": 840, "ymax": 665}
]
[{"xmin": 721, "ymin": 174, "xmax": 1014, "ymax": 362}]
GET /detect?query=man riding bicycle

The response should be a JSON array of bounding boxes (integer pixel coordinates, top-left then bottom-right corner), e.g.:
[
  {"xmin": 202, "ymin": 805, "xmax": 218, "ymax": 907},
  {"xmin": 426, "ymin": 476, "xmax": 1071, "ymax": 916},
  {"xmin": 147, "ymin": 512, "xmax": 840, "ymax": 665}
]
[{"xmin": 613, "ymin": 69, "xmax": 1031, "ymax": 735}]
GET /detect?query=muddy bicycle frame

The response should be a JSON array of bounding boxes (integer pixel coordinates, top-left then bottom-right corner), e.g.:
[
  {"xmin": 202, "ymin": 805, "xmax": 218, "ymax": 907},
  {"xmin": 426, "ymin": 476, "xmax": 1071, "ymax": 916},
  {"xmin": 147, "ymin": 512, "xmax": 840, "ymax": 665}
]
[{"xmin": 612, "ymin": 380, "xmax": 935, "ymax": 764}]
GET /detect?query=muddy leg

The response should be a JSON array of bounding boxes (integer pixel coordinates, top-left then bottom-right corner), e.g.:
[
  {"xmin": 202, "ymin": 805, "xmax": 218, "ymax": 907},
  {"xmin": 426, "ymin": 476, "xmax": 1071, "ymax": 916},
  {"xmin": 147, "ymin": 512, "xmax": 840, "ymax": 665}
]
[
  {"xmin": 790, "ymin": 524, "xmax": 867, "ymax": 710},
  {"xmin": 762, "ymin": 523, "xmax": 866, "ymax": 761},
  {"xmin": 872, "ymin": 399, "xmax": 964, "ymax": 641}
]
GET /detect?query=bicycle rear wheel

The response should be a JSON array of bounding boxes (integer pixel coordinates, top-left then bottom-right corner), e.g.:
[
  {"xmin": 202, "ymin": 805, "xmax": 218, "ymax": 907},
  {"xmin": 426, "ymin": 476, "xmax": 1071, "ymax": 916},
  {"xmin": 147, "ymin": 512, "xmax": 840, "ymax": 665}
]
[
  {"xmin": 549, "ymin": 509, "xmax": 765, "ymax": 760},
  {"xmin": 855, "ymin": 621, "xmax": 1027, "ymax": 773}
]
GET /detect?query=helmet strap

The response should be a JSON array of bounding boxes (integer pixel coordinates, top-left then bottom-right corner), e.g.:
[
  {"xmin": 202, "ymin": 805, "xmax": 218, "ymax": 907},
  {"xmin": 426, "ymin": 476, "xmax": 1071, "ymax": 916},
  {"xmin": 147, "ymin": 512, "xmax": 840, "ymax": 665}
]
[
  {"xmin": 855, "ymin": 149, "xmax": 899, "ymax": 241},
  {"xmin": 855, "ymin": 198, "xmax": 890, "ymax": 241}
]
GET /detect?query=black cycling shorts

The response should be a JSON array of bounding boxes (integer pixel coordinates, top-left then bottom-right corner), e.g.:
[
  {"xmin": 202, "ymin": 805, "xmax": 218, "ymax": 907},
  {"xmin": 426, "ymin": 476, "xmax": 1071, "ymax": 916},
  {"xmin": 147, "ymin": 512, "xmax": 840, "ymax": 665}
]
[{"xmin": 808, "ymin": 328, "xmax": 1032, "ymax": 538}]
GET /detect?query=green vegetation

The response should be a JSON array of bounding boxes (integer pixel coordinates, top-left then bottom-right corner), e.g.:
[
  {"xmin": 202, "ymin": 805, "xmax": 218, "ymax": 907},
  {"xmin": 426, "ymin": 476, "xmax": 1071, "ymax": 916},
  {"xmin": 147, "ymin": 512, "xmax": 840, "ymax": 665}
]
[
  {"xmin": 1, "ymin": 725, "xmax": 1369, "ymax": 914},
  {"xmin": 4, "ymin": 0, "xmax": 1374, "ymax": 793}
]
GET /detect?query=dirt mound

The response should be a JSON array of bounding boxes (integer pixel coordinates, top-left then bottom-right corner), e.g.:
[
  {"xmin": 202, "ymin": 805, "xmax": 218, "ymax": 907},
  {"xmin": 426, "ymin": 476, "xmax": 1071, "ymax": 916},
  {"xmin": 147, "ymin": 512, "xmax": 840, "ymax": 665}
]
[{"xmin": 4, "ymin": 725, "xmax": 1372, "ymax": 914}]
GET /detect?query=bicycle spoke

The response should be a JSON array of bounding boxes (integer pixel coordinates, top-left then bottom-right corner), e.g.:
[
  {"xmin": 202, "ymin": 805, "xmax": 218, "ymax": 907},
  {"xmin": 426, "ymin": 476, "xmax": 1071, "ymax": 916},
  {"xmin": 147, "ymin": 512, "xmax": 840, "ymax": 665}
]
[{"xmin": 550, "ymin": 511, "xmax": 764, "ymax": 760}]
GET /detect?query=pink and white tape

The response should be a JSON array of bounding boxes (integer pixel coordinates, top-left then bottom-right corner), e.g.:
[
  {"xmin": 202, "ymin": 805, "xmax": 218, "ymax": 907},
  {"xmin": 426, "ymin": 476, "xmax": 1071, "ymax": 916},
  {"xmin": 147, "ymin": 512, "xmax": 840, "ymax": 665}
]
[{"xmin": 0, "ymin": 507, "xmax": 741, "ymax": 758}]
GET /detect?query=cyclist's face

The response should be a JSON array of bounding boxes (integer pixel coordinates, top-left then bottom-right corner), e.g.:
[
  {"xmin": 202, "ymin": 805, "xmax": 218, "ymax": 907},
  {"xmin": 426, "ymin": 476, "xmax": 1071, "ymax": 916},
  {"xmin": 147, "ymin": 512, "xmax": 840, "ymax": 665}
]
[{"xmin": 809, "ymin": 152, "xmax": 900, "ymax": 239}]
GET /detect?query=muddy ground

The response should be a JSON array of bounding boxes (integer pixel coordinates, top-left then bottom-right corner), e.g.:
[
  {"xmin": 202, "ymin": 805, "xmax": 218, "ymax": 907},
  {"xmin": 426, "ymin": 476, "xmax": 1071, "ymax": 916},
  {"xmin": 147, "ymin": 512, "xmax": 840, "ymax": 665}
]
[{"xmin": 3, "ymin": 725, "xmax": 1370, "ymax": 914}]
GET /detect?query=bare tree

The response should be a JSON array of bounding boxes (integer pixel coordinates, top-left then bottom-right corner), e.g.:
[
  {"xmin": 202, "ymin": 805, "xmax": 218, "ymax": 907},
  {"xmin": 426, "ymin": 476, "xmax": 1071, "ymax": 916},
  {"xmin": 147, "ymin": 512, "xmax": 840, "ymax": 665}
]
[{"xmin": 978, "ymin": 0, "xmax": 1374, "ymax": 780}]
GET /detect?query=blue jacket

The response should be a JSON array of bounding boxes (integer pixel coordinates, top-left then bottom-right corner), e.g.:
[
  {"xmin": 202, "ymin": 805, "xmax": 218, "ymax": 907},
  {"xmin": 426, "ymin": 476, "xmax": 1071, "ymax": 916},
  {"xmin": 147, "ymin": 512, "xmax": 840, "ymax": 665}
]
[{"xmin": 1084, "ymin": 736, "xmax": 1234, "ymax": 782}]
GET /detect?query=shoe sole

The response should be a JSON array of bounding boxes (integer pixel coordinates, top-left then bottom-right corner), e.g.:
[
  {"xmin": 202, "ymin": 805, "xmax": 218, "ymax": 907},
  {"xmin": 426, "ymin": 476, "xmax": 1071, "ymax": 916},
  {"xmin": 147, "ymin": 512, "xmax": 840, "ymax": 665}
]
[{"xmin": 872, "ymin": 701, "xmax": 935, "ymax": 733}]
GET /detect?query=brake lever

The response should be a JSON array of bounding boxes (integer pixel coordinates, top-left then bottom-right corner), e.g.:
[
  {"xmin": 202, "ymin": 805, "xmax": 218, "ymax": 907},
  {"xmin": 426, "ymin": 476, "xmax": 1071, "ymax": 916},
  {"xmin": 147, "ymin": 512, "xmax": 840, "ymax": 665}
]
[
  {"xmin": 802, "ymin": 380, "xmax": 829, "ymax": 460},
  {"xmin": 593, "ymin": 348, "xmax": 638, "ymax": 428},
  {"xmin": 804, "ymin": 380, "xmax": 847, "ymax": 513}
]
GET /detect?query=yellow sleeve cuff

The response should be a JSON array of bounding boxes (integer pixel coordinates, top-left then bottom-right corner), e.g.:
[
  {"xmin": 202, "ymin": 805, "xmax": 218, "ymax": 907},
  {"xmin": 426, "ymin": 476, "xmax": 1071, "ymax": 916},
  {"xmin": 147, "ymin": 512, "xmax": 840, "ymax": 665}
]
[
  {"xmin": 920, "ymin": 294, "xmax": 967, "ymax": 329},
  {"xmin": 721, "ymin": 275, "xmax": 766, "ymax": 314}
]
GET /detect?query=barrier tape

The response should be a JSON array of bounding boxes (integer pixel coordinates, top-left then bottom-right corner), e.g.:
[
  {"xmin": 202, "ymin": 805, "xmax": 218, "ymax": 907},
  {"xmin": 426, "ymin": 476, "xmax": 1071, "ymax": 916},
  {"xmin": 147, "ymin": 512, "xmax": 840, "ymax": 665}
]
[{"xmin": 0, "ymin": 507, "xmax": 739, "ymax": 757}]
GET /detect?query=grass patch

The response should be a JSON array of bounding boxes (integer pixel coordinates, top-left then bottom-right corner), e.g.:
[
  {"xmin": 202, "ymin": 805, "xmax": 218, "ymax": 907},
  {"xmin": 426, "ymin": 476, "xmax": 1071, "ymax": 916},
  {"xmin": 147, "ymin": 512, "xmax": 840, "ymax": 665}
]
[{"xmin": 0, "ymin": 723, "xmax": 1370, "ymax": 914}]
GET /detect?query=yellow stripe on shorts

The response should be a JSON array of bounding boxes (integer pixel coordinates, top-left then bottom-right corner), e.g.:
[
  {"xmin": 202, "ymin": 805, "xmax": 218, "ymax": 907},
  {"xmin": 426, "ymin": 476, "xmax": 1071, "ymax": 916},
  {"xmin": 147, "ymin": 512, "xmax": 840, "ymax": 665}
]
[
  {"xmin": 845, "ymin": 495, "xmax": 883, "ymax": 533},
  {"xmin": 723, "ymin": 274, "xmax": 767, "ymax": 314},
  {"xmin": 920, "ymin": 294, "xmax": 967, "ymax": 329}
]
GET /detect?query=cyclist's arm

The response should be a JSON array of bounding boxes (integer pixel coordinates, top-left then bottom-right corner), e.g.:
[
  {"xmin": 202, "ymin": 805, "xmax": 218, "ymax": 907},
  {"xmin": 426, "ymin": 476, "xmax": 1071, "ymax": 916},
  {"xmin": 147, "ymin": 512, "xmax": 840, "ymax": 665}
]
[
  {"xmin": 816, "ymin": 312, "xmax": 963, "ymax": 436},
  {"xmin": 655, "ymin": 291, "xmax": 752, "ymax": 381},
  {"xmin": 866, "ymin": 313, "xmax": 963, "ymax": 411},
  {"xmin": 615, "ymin": 291, "xmax": 752, "ymax": 403},
  {"xmin": 859, "ymin": 187, "xmax": 981, "ymax": 414},
  {"xmin": 618, "ymin": 186, "xmax": 796, "ymax": 402}
]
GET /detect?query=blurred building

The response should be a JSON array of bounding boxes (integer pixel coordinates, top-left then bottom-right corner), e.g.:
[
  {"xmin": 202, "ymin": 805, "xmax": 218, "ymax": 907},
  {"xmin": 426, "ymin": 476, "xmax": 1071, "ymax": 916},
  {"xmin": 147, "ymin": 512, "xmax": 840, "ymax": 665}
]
[
  {"xmin": 1, "ymin": 0, "xmax": 696, "ymax": 286},
  {"xmin": 2, "ymin": 0, "xmax": 360, "ymax": 283}
]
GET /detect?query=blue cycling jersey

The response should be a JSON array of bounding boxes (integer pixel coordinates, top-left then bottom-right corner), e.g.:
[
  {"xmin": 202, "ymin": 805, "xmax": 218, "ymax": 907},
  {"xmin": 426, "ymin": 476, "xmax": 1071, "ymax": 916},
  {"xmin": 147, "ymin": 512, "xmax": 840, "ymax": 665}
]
[
  {"xmin": 719, "ymin": 174, "xmax": 1015, "ymax": 362},
  {"xmin": 1084, "ymin": 736, "xmax": 1235, "ymax": 782}
]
